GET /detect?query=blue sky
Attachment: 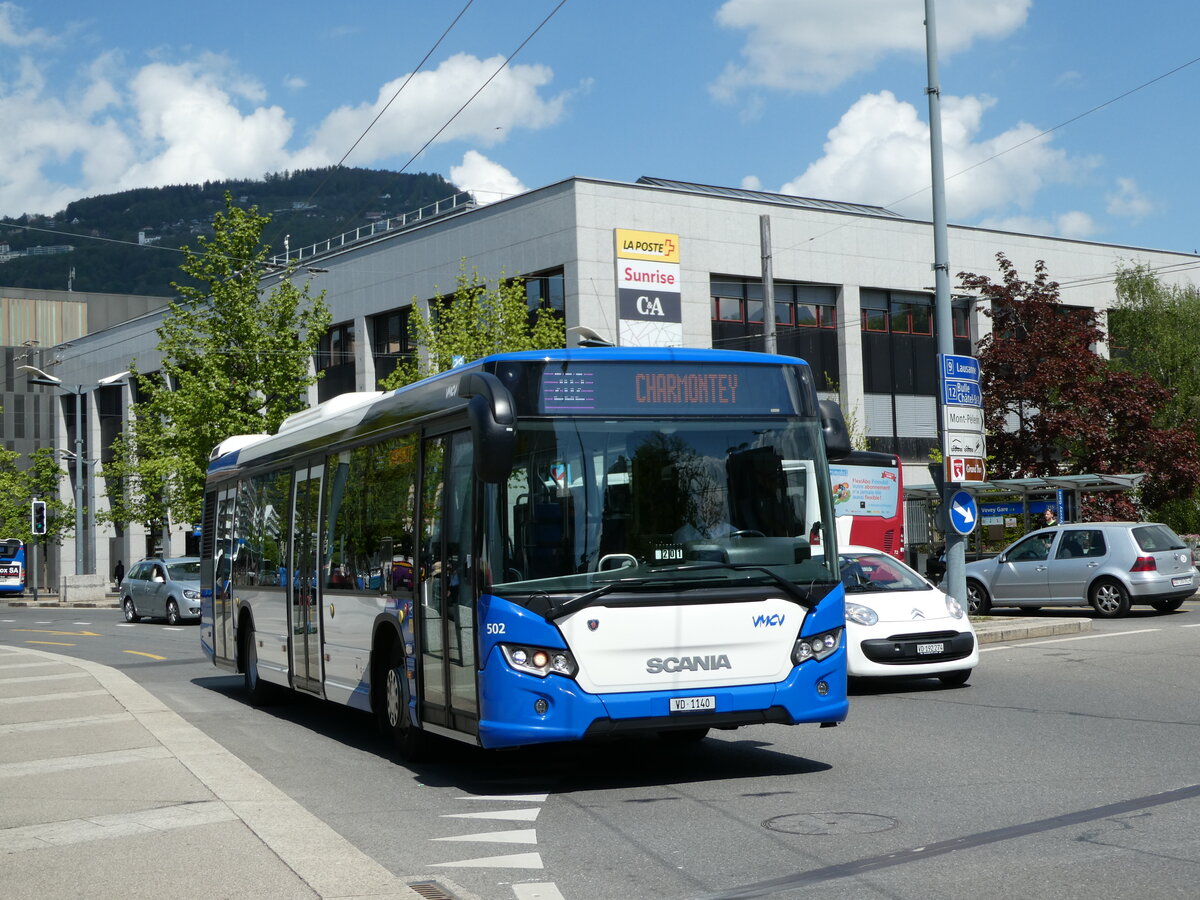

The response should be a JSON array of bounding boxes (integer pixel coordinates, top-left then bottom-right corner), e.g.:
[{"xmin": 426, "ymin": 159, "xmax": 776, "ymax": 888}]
[{"xmin": 3, "ymin": 0, "xmax": 1199, "ymax": 256}]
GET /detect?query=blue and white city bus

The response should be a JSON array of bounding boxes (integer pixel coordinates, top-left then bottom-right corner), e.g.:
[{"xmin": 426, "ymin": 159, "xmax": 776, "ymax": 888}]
[
  {"xmin": 201, "ymin": 348, "xmax": 851, "ymax": 757},
  {"xmin": 0, "ymin": 539, "xmax": 26, "ymax": 597}
]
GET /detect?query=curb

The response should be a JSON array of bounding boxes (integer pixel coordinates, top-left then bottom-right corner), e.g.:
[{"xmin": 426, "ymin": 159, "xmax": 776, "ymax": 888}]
[{"xmin": 971, "ymin": 616, "xmax": 1092, "ymax": 644}]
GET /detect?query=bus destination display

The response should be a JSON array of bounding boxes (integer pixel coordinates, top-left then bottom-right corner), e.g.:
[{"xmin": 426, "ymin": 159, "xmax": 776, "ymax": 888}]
[{"xmin": 539, "ymin": 362, "xmax": 801, "ymax": 415}]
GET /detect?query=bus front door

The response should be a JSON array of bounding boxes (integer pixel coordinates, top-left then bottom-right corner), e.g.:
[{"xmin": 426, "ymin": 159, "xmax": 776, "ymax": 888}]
[
  {"xmin": 418, "ymin": 431, "xmax": 479, "ymax": 736},
  {"xmin": 290, "ymin": 464, "xmax": 324, "ymax": 694}
]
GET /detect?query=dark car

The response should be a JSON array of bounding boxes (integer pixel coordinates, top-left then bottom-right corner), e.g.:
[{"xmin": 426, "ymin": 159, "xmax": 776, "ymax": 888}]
[{"xmin": 120, "ymin": 557, "xmax": 202, "ymax": 624}]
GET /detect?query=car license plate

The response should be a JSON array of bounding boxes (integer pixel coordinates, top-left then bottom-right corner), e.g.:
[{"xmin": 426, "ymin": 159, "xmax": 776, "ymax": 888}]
[
  {"xmin": 1172, "ymin": 576, "xmax": 1193, "ymax": 587},
  {"xmin": 916, "ymin": 642, "xmax": 945, "ymax": 655},
  {"xmin": 670, "ymin": 695, "xmax": 715, "ymax": 712}
]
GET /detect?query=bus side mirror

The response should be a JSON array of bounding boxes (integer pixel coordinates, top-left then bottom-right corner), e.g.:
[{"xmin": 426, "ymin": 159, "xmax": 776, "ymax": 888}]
[
  {"xmin": 459, "ymin": 372, "xmax": 517, "ymax": 484},
  {"xmin": 819, "ymin": 400, "xmax": 852, "ymax": 460}
]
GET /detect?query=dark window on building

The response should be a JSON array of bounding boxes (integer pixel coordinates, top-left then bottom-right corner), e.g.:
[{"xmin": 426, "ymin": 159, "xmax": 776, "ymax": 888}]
[
  {"xmin": 710, "ymin": 277, "xmax": 838, "ymax": 389},
  {"xmin": 371, "ymin": 307, "xmax": 412, "ymax": 389},
  {"xmin": 524, "ymin": 269, "xmax": 565, "ymax": 317},
  {"xmin": 317, "ymin": 322, "xmax": 356, "ymax": 401}
]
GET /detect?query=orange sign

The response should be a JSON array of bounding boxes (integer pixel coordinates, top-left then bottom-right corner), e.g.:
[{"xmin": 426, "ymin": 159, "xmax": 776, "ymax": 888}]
[{"xmin": 946, "ymin": 456, "xmax": 986, "ymax": 483}]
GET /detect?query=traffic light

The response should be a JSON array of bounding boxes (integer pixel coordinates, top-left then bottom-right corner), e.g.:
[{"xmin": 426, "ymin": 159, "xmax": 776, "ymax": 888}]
[{"xmin": 31, "ymin": 500, "xmax": 47, "ymax": 536}]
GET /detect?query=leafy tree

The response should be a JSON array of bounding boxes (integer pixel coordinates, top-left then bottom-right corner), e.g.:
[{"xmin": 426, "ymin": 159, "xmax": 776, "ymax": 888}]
[
  {"xmin": 104, "ymin": 193, "xmax": 332, "ymax": 531},
  {"xmin": 381, "ymin": 260, "xmax": 565, "ymax": 390},
  {"xmin": 1109, "ymin": 264, "xmax": 1200, "ymax": 529},
  {"xmin": 0, "ymin": 443, "xmax": 68, "ymax": 543},
  {"xmin": 958, "ymin": 254, "xmax": 1200, "ymax": 522}
]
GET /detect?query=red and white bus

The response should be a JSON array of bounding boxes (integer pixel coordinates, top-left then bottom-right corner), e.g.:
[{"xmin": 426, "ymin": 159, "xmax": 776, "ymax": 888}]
[{"xmin": 829, "ymin": 451, "xmax": 904, "ymax": 559}]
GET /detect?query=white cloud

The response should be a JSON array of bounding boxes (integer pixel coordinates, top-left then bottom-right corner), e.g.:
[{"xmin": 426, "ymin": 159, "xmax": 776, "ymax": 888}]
[
  {"xmin": 0, "ymin": 46, "xmax": 568, "ymax": 216},
  {"xmin": 977, "ymin": 211, "xmax": 1099, "ymax": 240},
  {"xmin": 741, "ymin": 175, "xmax": 762, "ymax": 191},
  {"xmin": 449, "ymin": 151, "xmax": 526, "ymax": 204},
  {"xmin": 711, "ymin": 0, "xmax": 1030, "ymax": 98},
  {"xmin": 778, "ymin": 90, "xmax": 1091, "ymax": 224},
  {"xmin": 307, "ymin": 53, "xmax": 569, "ymax": 167},
  {"xmin": 1106, "ymin": 177, "xmax": 1154, "ymax": 221},
  {"xmin": 0, "ymin": 2, "xmax": 54, "ymax": 48}
]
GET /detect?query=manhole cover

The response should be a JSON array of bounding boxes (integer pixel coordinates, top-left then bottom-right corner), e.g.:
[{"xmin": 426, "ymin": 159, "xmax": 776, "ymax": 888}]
[{"xmin": 763, "ymin": 812, "xmax": 898, "ymax": 835}]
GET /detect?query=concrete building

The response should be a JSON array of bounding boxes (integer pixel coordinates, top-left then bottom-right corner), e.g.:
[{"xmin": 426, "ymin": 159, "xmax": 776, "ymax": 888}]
[{"xmin": 32, "ymin": 175, "xmax": 1200, "ymax": 582}]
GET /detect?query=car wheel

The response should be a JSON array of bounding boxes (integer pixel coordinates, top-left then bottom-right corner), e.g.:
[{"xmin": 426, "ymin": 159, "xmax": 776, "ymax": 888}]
[
  {"xmin": 938, "ymin": 669, "xmax": 971, "ymax": 687},
  {"xmin": 379, "ymin": 642, "xmax": 428, "ymax": 762},
  {"xmin": 166, "ymin": 599, "xmax": 181, "ymax": 626},
  {"xmin": 1090, "ymin": 578, "xmax": 1131, "ymax": 618},
  {"xmin": 966, "ymin": 580, "xmax": 991, "ymax": 615},
  {"xmin": 122, "ymin": 596, "xmax": 140, "ymax": 623},
  {"xmin": 1150, "ymin": 596, "xmax": 1186, "ymax": 613}
]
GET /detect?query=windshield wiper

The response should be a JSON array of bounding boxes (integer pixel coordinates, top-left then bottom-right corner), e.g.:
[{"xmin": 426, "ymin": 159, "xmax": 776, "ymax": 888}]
[{"xmin": 544, "ymin": 576, "xmax": 650, "ymax": 621}]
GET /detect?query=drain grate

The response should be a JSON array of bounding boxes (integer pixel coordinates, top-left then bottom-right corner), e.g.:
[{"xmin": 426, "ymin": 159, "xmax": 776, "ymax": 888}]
[
  {"xmin": 763, "ymin": 811, "xmax": 898, "ymax": 835},
  {"xmin": 408, "ymin": 881, "xmax": 460, "ymax": 900}
]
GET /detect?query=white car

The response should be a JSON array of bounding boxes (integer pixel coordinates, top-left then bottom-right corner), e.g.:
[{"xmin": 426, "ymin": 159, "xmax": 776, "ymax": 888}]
[{"xmin": 831, "ymin": 546, "xmax": 979, "ymax": 685}]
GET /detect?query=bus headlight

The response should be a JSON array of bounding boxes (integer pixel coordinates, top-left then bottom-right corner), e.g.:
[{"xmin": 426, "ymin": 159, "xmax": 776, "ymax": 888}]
[
  {"xmin": 501, "ymin": 643, "xmax": 578, "ymax": 678},
  {"xmin": 792, "ymin": 628, "xmax": 843, "ymax": 665}
]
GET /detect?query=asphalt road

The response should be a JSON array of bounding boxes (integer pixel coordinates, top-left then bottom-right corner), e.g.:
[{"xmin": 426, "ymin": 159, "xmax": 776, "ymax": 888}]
[{"xmin": 2, "ymin": 603, "xmax": 1198, "ymax": 900}]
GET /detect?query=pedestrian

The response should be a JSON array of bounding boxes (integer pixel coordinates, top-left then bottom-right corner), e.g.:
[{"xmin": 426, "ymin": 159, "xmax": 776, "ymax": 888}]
[{"xmin": 114, "ymin": 559, "xmax": 125, "ymax": 588}]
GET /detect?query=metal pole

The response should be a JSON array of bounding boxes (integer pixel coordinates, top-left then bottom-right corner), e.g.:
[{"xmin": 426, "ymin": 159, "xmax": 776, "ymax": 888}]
[
  {"xmin": 760, "ymin": 215, "xmax": 777, "ymax": 354},
  {"xmin": 925, "ymin": 0, "xmax": 967, "ymax": 606},
  {"xmin": 74, "ymin": 388, "xmax": 84, "ymax": 576}
]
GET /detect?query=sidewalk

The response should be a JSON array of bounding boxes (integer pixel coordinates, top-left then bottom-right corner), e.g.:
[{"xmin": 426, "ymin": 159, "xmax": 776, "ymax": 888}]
[{"xmin": 0, "ymin": 644, "xmax": 443, "ymax": 900}]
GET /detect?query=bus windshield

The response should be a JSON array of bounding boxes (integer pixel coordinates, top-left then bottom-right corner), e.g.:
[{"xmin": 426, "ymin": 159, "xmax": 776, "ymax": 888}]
[{"xmin": 487, "ymin": 417, "xmax": 838, "ymax": 599}]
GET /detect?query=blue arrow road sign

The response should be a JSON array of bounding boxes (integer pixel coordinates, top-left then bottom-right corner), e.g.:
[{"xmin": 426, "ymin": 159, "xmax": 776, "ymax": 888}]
[{"xmin": 948, "ymin": 490, "xmax": 978, "ymax": 536}]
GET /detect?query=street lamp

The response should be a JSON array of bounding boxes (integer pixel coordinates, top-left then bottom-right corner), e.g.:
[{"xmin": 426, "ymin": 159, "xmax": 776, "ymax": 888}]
[{"xmin": 18, "ymin": 365, "xmax": 129, "ymax": 577}]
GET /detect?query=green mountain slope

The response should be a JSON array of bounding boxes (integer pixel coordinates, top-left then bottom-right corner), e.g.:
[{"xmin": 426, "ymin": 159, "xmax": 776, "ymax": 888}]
[{"xmin": 0, "ymin": 167, "xmax": 459, "ymax": 296}]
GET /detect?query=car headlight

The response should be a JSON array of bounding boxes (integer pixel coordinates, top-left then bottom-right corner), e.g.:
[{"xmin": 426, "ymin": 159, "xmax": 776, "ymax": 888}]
[
  {"xmin": 944, "ymin": 595, "xmax": 964, "ymax": 619},
  {"xmin": 500, "ymin": 643, "xmax": 578, "ymax": 678},
  {"xmin": 183, "ymin": 589, "xmax": 200, "ymax": 600},
  {"xmin": 845, "ymin": 602, "xmax": 878, "ymax": 626},
  {"xmin": 792, "ymin": 628, "xmax": 843, "ymax": 665}
]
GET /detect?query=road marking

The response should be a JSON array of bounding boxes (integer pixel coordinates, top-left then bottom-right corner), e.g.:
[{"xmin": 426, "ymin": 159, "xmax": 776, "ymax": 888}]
[
  {"xmin": 444, "ymin": 807, "xmax": 541, "ymax": 822},
  {"xmin": 459, "ymin": 793, "xmax": 549, "ymax": 803},
  {"xmin": 433, "ymin": 829, "xmax": 538, "ymax": 844},
  {"xmin": 24, "ymin": 640, "xmax": 75, "ymax": 647},
  {"xmin": 1182, "ymin": 623, "xmax": 1200, "ymax": 628},
  {"xmin": 980, "ymin": 627, "xmax": 1162, "ymax": 652},
  {"xmin": 0, "ymin": 746, "xmax": 172, "ymax": 779},
  {"xmin": 123, "ymin": 650, "xmax": 167, "ymax": 661},
  {"xmin": 0, "ymin": 661, "xmax": 63, "ymax": 671},
  {"xmin": 0, "ymin": 800, "xmax": 236, "ymax": 854},
  {"xmin": 430, "ymin": 852, "xmax": 543, "ymax": 869},
  {"xmin": 513, "ymin": 885, "xmax": 566, "ymax": 900},
  {"xmin": 12, "ymin": 629, "xmax": 101, "ymax": 636}
]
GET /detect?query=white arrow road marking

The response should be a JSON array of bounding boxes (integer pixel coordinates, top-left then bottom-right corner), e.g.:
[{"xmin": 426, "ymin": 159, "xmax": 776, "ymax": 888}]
[
  {"xmin": 444, "ymin": 807, "xmax": 541, "ymax": 822},
  {"xmin": 430, "ymin": 852, "xmax": 544, "ymax": 869},
  {"xmin": 433, "ymin": 828, "xmax": 538, "ymax": 844}
]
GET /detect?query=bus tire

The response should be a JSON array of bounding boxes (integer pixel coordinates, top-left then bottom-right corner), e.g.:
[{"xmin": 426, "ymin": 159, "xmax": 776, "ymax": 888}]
[
  {"xmin": 380, "ymin": 643, "xmax": 428, "ymax": 762},
  {"xmin": 241, "ymin": 619, "xmax": 276, "ymax": 706}
]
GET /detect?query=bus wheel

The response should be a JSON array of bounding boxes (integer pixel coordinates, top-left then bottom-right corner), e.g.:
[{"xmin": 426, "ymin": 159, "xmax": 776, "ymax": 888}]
[
  {"xmin": 658, "ymin": 727, "xmax": 709, "ymax": 744},
  {"xmin": 381, "ymin": 644, "xmax": 428, "ymax": 762},
  {"xmin": 241, "ymin": 621, "xmax": 275, "ymax": 706}
]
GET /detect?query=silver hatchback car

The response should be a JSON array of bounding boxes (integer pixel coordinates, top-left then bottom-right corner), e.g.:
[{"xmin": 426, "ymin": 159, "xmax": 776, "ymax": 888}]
[
  {"xmin": 120, "ymin": 557, "xmax": 202, "ymax": 624},
  {"xmin": 964, "ymin": 522, "xmax": 1197, "ymax": 618}
]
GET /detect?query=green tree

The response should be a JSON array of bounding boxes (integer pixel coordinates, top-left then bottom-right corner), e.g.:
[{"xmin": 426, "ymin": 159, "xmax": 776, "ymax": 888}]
[
  {"xmin": 381, "ymin": 261, "xmax": 565, "ymax": 390},
  {"xmin": 0, "ymin": 443, "xmax": 68, "ymax": 543},
  {"xmin": 1109, "ymin": 264, "xmax": 1200, "ymax": 529},
  {"xmin": 105, "ymin": 193, "xmax": 332, "ymax": 531},
  {"xmin": 959, "ymin": 254, "xmax": 1200, "ymax": 523}
]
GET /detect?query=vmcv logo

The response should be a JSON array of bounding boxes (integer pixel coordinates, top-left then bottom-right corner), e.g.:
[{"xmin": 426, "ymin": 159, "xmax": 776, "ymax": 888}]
[{"xmin": 752, "ymin": 613, "xmax": 786, "ymax": 627}]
